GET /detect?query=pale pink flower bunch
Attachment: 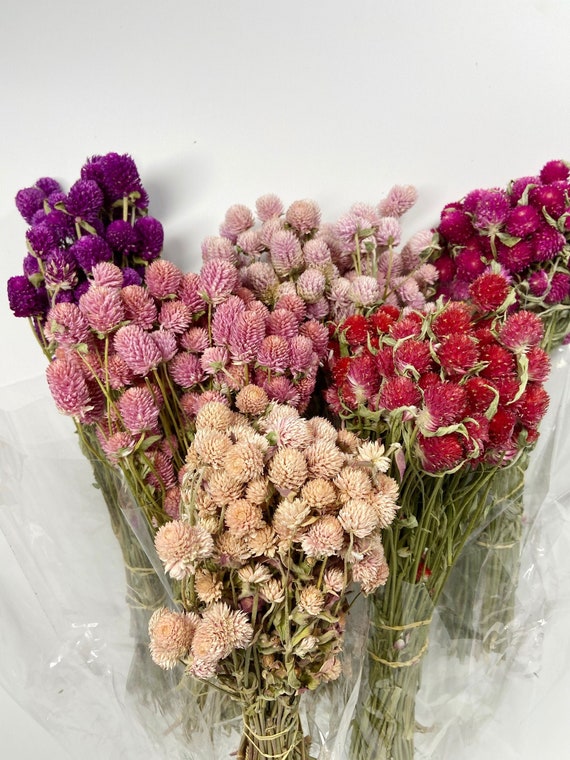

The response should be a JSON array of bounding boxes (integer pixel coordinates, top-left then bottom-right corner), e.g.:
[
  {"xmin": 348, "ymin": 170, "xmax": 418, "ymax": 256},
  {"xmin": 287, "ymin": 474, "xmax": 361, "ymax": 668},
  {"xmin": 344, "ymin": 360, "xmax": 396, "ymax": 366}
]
[
  {"xmin": 204, "ymin": 188, "xmax": 437, "ymax": 327},
  {"xmin": 150, "ymin": 394, "xmax": 400, "ymax": 685}
]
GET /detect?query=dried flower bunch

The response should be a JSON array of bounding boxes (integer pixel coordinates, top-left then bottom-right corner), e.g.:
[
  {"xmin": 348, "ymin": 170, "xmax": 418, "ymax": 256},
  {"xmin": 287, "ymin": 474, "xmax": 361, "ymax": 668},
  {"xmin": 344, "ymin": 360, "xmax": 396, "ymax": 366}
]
[
  {"xmin": 429, "ymin": 158, "xmax": 570, "ymax": 350},
  {"xmin": 148, "ymin": 395, "xmax": 399, "ymax": 758}
]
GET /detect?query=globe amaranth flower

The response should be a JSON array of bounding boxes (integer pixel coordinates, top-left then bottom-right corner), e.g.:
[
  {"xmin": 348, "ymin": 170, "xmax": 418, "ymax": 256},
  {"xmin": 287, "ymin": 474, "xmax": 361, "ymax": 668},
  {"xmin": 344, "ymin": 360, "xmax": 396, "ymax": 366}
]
[
  {"xmin": 270, "ymin": 229, "xmax": 304, "ymax": 276},
  {"xmin": 285, "ymin": 199, "xmax": 321, "ymax": 234},
  {"xmin": 468, "ymin": 272, "xmax": 510, "ymax": 312},
  {"xmin": 79, "ymin": 285, "xmax": 125, "ymax": 333},
  {"xmin": 155, "ymin": 520, "xmax": 215, "ymax": 580},
  {"xmin": 135, "ymin": 215, "xmax": 164, "ymax": 261},
  {"xmin": 70, "ymin": 235, "xmax": 113, "ymax": 273},
  {"xmin": 199, "ymin": 258, "xmax": 238, "ymax": 305},
  {"xmin": 46, "ymin": 356, "xmax": 92, "ymax": 416},
  {"xmin": 378, "ymin": 185, "xmax": 418, "ymax": 218},
  {"xmin": 65, "ymin": 179, "xmax": 104, "ymax": 219},
  {"xmin": 118, "ymin": 385, "xmax": 160, "ymax": 434},
  {"xmin": 544, "ymin": 272, "xmax": 570, "ymax": 305},
  {"xmin": 81, "ymin": 152, "xmax": 148, "ymax": 206},
  {"xmin": 113, "ymin": 323, "xmax": 163, "ymax": 375},
  {"xmin": 7, "ymin": 275, "xmax": 48, "ymax": 317},
  {"xmin": 44, "ymin": 249, "xmax": 78, "ymax": 290},
  {"xmin": 148, "ymin": 608, "xmax": 198, "ymax": 670},
  {"xmin": 145, "ymin": 259, "xmax": 183, "ymax": 299},
  {"xmin": 498, "ymin": 311, "xmax": 544, "ymax": 352}
]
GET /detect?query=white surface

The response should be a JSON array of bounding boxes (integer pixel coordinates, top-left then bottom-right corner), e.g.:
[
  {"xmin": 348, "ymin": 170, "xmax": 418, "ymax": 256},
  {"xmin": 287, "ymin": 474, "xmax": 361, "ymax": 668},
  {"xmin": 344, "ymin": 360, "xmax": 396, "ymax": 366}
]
[{"xmin": 2, "ymin": 1, "xmax": 570, "ymax": 758}]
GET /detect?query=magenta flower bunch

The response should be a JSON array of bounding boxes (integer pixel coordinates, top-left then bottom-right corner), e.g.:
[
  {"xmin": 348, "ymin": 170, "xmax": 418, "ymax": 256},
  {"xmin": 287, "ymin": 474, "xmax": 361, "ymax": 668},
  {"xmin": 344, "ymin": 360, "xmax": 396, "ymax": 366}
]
[{"xmin": 428, "ymin": 159, "xmax": 570, "ymax": 350}]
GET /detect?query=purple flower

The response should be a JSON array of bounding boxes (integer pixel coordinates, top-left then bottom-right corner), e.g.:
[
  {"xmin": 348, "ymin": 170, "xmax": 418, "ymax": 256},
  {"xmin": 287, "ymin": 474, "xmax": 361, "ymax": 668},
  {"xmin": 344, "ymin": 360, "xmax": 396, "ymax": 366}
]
[
  {"xmin": 545, "ymin": 273, "xmax": 570, "ymax": 304},
  {"xmin": 529, "ymin": 184, "xmax": 567, "ymax": 218},
  {"xmin": 533, "ymin": 225, "xmax": 566, "ymax": 261},
  {"xmin": 135, "ymin": 216, "xmax": 164, "ymax": 261},
  {"xmin": 71, "ymin": 235, "xmax": 113, "ymax": 272},
  {"xmin": 23, "ymin": 254, "xmax": 41, "ymax": 278},
  {"xmin": 527, "ymin": 270, "xmax": 549, "ymax": 297},
  {"xmin": 81, "ymin": 153, "xmax": 148, "ymax": 206},
  {"xmin": 473, "ymin": 190, "xmax": 510, "ymax": 232},
  {"xmin": 35, "ymin": 177, "xmax": 61, "ymax": 196},
  {"xmin": 15, "ymin": 187, "xmax": 45, "ymax": 223},
  {"xmin": 65, "ymin": 179, "xmax": 104, "ymax": 219},
  {"xmin": 26, "ymin": 224, "xmax": 57, "ymax": 258},
  {"xmin": 106, "ymin": 219, "xmax": 139, "ymax": 254},
  {"xmin": 122, "ymin": 267, "xmax": 142, "ymax": 286},
  {"xmin": 7, "ymin": 276, "xmax": 48, "ymax": 317},
  {"xmin": 41, "ymin": 208, "xmax": 75, "ymax": 243},
  {"xmin": 509, "ymin": 176, "xmax": 539, "ymax": 204},
  {"xmin": 44, "ymin": 249, "xmax": 78, "ymax": 290},
  {"xmin": 540, "ymin": 160, "xmax": 570, "ymax": 184},
  {"xmin": 505, "ymin": 205, "xmax": 541, "ymax": 237}
]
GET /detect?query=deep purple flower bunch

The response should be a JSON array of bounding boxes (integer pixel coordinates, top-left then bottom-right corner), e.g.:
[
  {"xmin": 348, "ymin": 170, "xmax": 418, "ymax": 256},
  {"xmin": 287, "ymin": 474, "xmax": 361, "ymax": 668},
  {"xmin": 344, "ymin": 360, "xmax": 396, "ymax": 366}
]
[
  {"xmin": 7, "ymin": 153, "xmax": 163, "ymax": 325},
  {"xmin": 428, "ymin": 159, "xmax": 570, "ymax": 350}
]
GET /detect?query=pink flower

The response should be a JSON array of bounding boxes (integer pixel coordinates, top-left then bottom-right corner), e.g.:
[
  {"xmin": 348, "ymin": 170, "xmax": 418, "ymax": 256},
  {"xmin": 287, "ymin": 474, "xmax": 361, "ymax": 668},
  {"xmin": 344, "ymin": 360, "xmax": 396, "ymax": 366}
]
[
  {"xmin": 274, "ymin": 293, "xmax": 307, "ymax": 322},
  {"xmin": 255, "ymin": 193, "xmax": 284, "ymax": 222},
  {"xmin": 378, "ymin": 185, "xmax": 418, "ymax": 218},
  {"xmin": 45, "ymin": 303, "xmax": 90, "ymax": 346},
  {"xmin": 236, "ymin": 229, "xmax": 264, "ymax": 256},
  {"xmin": 46, "ymin": 356, "xmax": 91, "ymax": 416},
  {"xmin": 303, "ymin": 238, "xmax": 332, "ymax": 267},
  {"xmin": 378, "ymin": 375, "xmax": 421, "ymax": 410},
  {"xmin": 417, "ymin": 432, "xmax": 465, "ymax": 473},
  {"xmin": 199, "ymin": 259, "xmax": 238, "ymax": 305},
  {"xmin": 201, "ymin": 235, "xmax": 237, "ymax": 264},
  {"xmin": 545, "ymin": 272, "xmax": 570, "ymax": 304},
  {"xmin": 146, "ymin": 450, "xmax": 176, "ymax": 490},
  {"xmin": 499, "ymin": 311, "xmax": 544, "ymax": 352},
  {"xmin": 269, "ymin": 229, "xmax": 304, "ymax": 276},
  {"xmin": 288, "ymin": 335, "xmax": 315, "ymax": 374},
  {"xmin": 243, "ymin": 262, "xmax": 279, "ymax": 298},
  {"xmin": 97, "ymin": 429, "xmax": 135, "ymax": 464},
  {"xmin": 211, "ymin": 296, "xmax": 246, "ymax": 345},
  {"xmin": 306, "ymin": 297, "xmax": 329, "ymax": 320},
  {"xmin": 155, "ymin": 521, "xmax": 215, "ymax": 580},
  {"xmin": 540, "ymin": 159, "xmax": 570, "ymax": 184},
  {"xmin": 145, "ymin": 260, "xmax": 183, "ymax": 299},
  {"xmin": 220, "ymin": 204, "xmax": 254, "ymax": 242},
  {"xmin": 200, "ymin": 346, "xmax": 229, "ymax": 375},
  {"xmin": 348, "ymin": 275, "xmax": 380, "ymax": 307},
  {"xmin": 179, "ymin": 272, "xmax": 207, "ymax": 314},
  {"xmin": 296, "ymin": 268, "xmax": 326, "ymax": 303},
  {"xmin": 257, "ymin": 335, "xmax": 290, "ymax": 372},
  {"xmin": 496, "ymin": 239, "xmax": 534, "ymax": 274},
  {"xmin": 266, "ymin": 308, "xmax": 299, "ymax": 339},
  {"xmin": 180, "ymin": 390, "xmax": 228, "ymax": 418},
  {"xmin": 121, "ymin": 285, "xmax": 158, "ymax": 329},
  {"xmin": 299, "ymin": 319, "xmax": 329, "ymax": 359},
  {"xmin": 180, "ymin": 326, "xmax": 209, "ymax": 353},
  {"xmin": 169, "ymin": 352, "xmax": 205, "ymax": 388},
  {"xmin": 438, "ymin": 207, "xmax": 473, "ymax": 245},
  {"xmin": 263, "ymin": 375, "xmax": 301, "ymax": 406},
  {"xmin": 79, "ymin": 285, "xmax": 125, "ymax": 333},
  {"xmin": 114, "ymin": 323, "xmax": 163, "ymax": 375},
  {"xmin": 285, "ymin": 199, "xmax": 321, "ymax": 234},
  {"xmin": 229, "ymin": 309, "xmax": 266, "ymax": 363},
  {"xmin": 158, "ymin": 300, "xmax": 191, "ymax": 333},
  {"xmin": 418, "ymin": 381, "xmax": 468, "ymax": 432},
  {"xmin": 91, "ymin": 261, "xmax": 124, "ymax": 287},
  {"xmin": 393, "ymin": 339, "xmax": 432, "ymax": 375},
  {"xmin": 375, "ymin": 217, "xmax": 401, "ymax": 246},
  {"xmin": 527, "ymin": 270, "xmax": 549, "ymax": 297},
  {"xmin": 150, "ymin": 329, "xmax": 178, "ymax": 361},
  {"xmin": 118, "ymin": 386, "xmax": 160, "ymax": 433},
  {"xmin": 400, "ymin": 229, "xmax": 433, "ymax": 270}
]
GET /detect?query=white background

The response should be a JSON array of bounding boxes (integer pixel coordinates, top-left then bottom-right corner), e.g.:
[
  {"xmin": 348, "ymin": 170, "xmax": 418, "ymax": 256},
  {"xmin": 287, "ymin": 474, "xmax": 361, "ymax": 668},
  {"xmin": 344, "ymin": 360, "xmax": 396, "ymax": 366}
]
[{"xmin": 2, "ymin": 1, "xmax": 570, "ymax": 758}]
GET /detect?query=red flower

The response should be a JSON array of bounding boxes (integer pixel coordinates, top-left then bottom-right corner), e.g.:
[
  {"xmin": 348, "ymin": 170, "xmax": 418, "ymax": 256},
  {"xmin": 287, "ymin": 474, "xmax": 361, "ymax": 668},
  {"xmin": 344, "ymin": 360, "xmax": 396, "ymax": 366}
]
[
  {"xmin": 498, "ymin": 311, "xmax": 544, "ymax": 353},
  {"xmin": 489, "ymin": 408, "xmax": 517, "ymax": 446},
  {"xmin": 331, "ymin": 356, "xmax": 351, "ymax": 386},
  {"xmin": 469, "ymin": 273, "xmax": 510, "ymax": 312},
  {"xmin": 375, "ymin": 346, "xmax": 396, "ymax": 377},
  {"xmin": 343, "ymin": 353, "xmax": 380, "ymax": 407},
  {"xmin": 420, "ymin": 381, "xmax": 468, "ymax": 432},
  {"xmin": 378, "ymin": 376, "xmax": 422, "ymax": 410},
  {"xmin": 480, "ymin": 343, "xmax": 517, "ymax": 379},
  {"xmin": 493, "ymin": 376, "xmax": 521, "ymax": 404},
  {"xmin": 464, "ymin": 414, "xmax": 490, "ymax": 455},
  {"xmin": 370, "ymin": 304, "xmax": 400, "ymax": 333},
  {"xmin": 394, "ymin": 339, "xmax": 433, "ymax": 375},
  {"xmin": 436, "ymin": 333, "xmax": 480, "ymax": 376},
  {"xmin": 341, "ymin": 314, "xmax": 370, "ymax": 347},
  {"xmin": 464, "ymin": 377, "xmax": 498, "ymax": 414},
  {"xmin": 390, "ymin": 314, "xmax": 422, "ymax": 340},
  {"xmin": 431, "ymin": 302, "xmax": 473, "ymax": 339},
  {"xmin": 527, "ymin": 346, "xmax": 550, "ymax": 383},
  {"xmin": 417, "ymin": 433, "xmax": 465, "ymax": 473},
  {"xmin": 514, "ymin": 383, "xmax": 549, "ymax": 427}
]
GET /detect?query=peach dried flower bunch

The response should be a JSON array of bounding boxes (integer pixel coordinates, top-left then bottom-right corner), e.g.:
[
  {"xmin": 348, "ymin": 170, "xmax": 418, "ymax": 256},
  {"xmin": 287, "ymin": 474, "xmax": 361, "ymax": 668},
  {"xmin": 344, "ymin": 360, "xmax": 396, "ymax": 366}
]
[{"xmin": 148, "ymin": 390, "xmax": 400, "ymax": 758}]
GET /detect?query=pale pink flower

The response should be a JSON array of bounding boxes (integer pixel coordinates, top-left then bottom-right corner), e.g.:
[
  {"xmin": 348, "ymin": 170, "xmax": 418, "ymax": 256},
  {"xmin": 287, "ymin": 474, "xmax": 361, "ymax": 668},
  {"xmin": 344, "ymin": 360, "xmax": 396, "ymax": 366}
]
[
  {"xmin": 375, "ymin": 216, "xmax": 401, "ymax": 247},
  {"xmin": 261, "ymin": 405, "xmax": 311, "ymax": 449},
  {"xmin": 296, "ymin": 268, "xmax": 326, "ymax": 303},
  {"xmin": 348, "ymin": 275, "xmax": 381, "ymax": 307},
  {"xmin": 335, "ymin": 212, "xmax": 362, "ymax": 248},
  {"xmin": 181, "ymin": 390, "xmax": 228, "ymax": 418},
  {"xmin": 268, "ymin": 448, "xmax": 308, "ymax": 493},
  {"xmin": 199, "ymin": 259, "xmax": 238, "ymax": 305},
  {"xmin": 273, "ymin": 498, "xmax": 311, "ymax": 540},
  {"xmin": 46, "ymin": 357, "xmax": 92, "ymax": 416},
  {"xmin": 378, "ymin": 185, "xmax": 418, "ymax": 218},
  {"xmin": 229, "ymin": 309, "xmax": 266, "ymax": 363},
  {"xmin": 351, "ymin": 538, "xmax": 389, "ymax": 594},
  {"xmin": 285, "ymin": 199, "xmax": 321, "ymax": 234},
  {"xmin": 121, "ymin": 285, "xmax": 158, "ymax": 329},
  {"xmin": 414, "ymin": 263, "xmax": 439, "ymax": 286},
  {"xmin": 298, "ymin": 586, "xmax": 325, "ymax": 615},
  {"xmin": 396, "ymin": 277, "xmax": 425, "ymax": 309},
  {"xmin": 225, "ymin": 500, "xmax": 264, "ymax": 537},
  {"xmin": 145, "ymin": 260, "xmax": 183, "ymax": 299},
  {"xmin": 338, "ymin": 499, "xmax": 379, "ymax": 538},
  {"xmin": 377, "ymin": 249, "xmax": 404, "ymax": 278},
  {"xmin": 104, "ymin": 353, "xmax": 134, "ymax": 389},
  {"xmin": 211, "ymin": 296, "xmax": 246, "ymax": 345},
  {"xmin": 266, "ymin": 308, "xmax": 299, "ymax": 339},
  {"xmin": 169, "ymin": 352, "xmax": 205, "ymax": 388},
  {"xmin": 259, "ymin": 217, "xmax": 285, "ymax": 248},
  {"xmin": 300, "ymin": 319, "xmax": 329, "ymax": 359},
  {"xmin": 236, "ymin": 229, "xmax": 264, "ymax": 256},
  {"xmin": 45, "ymin": 303, "xmax": 90, "ymax": 346},
  {"xmin": 179, "ymin": 272, "xmax": 207, "ymax": 314},
  {"xmin": 235, "ymin": 384, "xmax": 269, "ymax": 416},
  {"xmin": 200, "ymin": 346, "xmax": 229, "ymax": 375},
  {"xmin": 256, "ymin": 193, "xmax": 284, "ymax": 222},
  {"xmin": 150, "ymin": 329, "xmax": 178, "ymax": 361},
  {"xmin": 257, "ymin": 334, "xmax": 290, "ymax": 372},
  {"xmin": 288, "ymin": 335, "xmax": 315, "ymax": 374},
  {"xmin": 79, "ymin": 285, "xmax": 125, "ymax": 333},
  {"xmin": 118, "ymin": 386, "xmax": 160, "ymax": 433},
  {"xmin": 270, "ymin": 229, "xmax": 304, "ymax": 276},
  {"xmin": 259, "ymin": 578, "xmax": 285, "ymax": 603},
  {"xmin": 224, "ymin": 442, "xmax": 265, "ymax": 483},
  {"xmin": 158, "ymin": 300, "xmax": 191, "ymax": 333},
  {"xmin": 243, "ymin": 262, "xmax": 279, "ymax": 299},
  {"xmin": 180, "ymin": 326, "xmax": 209, "ymax": 353},
  {"xmin": 114, "ymin": 323, "xmax": 162, "ymax": 375},
  {"xmin": 274, "ymin": 293, "xmax": 307, "ymax": 322},
  {"xmin": 148, "ymin": 608, "xmax": 198, "ymax": 670},
  {"xmin": 328, "ymin": 278, "xmax": 354, "ymax": 320},
  {"xmin": 155, "ymin": 520, "xmax": 215, "ymax": 579},
  {"xmin": 301, "ymin": 515, "xmax": 345, "ymax": 558},
  {"xmin": 303, "ymin": 238, "xmax": 332, "ymax": 267},
  {"xmin": 220, "ymin": 204, "xmax": 255, "ymax": 242},
  {"xmin": 306, "ymin": 297, "xmax": 329, "ymax": 320},
  {"xmin": 401, "ymin": 229, "xmax": 434, "ymax": 270},
  {"xmin": 323, "ymin": 567, "xmax": 345, "ymax": 594},
  {"xmin": 201, "ymin": 235, "xmax": 237, "ymax": 264},
  {"xmin": 91, "ymin": 261, "xmax": 124, "ymax": 287}
]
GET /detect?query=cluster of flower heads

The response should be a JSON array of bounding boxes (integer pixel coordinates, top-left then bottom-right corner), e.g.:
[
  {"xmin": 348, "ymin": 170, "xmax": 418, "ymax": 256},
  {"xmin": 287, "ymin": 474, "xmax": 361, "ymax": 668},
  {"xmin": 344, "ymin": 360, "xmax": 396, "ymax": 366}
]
[
  {"xmin": 206, "ymin": 185, "xmax": 437, "ymax": 323},
  {"xmin": 325, "ymin": 271, "xmax": 550, "ymax": 474},
  {"xmin": 148, "ymin": 395, "xmax": 399, "ymax": 688},
  {"xmin": 7, "ymin": 153, "xmax": 164, "ymax": 322},
  {"xmin": 428, "ymin": 159, "xmax": 570, "ymax": 349}
]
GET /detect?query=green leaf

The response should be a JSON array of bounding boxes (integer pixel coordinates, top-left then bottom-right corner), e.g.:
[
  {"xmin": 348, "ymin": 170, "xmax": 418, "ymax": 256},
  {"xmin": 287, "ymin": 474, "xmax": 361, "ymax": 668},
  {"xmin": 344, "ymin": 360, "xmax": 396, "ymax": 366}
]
[{"xmin": 496, "ymin": 231, "xmax": 522, "ymax": 247}]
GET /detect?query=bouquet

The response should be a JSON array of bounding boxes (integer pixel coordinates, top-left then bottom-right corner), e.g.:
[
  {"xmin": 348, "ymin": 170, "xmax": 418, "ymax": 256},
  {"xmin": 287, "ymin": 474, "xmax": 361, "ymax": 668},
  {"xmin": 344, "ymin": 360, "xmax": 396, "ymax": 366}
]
[
  {"xmin": 323, "ymin": 273, "xmax": 550, "ymax": 759},
  {"xmin": 426, "ymin": 159, "xmax": 569, "ymax": 652}
]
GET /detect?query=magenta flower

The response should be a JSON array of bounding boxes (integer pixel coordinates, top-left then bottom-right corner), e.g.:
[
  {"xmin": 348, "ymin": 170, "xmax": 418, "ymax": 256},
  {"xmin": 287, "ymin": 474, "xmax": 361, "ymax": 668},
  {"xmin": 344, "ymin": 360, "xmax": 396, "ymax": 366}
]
[
  {"xmin": 114, "ymin": 323, "xmax": 163, "ymax": 375},
  {"xmin": 79, "ymin": 285, "xmax": 125, "ymax": 333},
  {"xmin": 118, "ymin": 386, "xmax": 160, "ymax": 434},
  {"xmin": 533, "ymin": 225, "xmax": 566, "ymax": 261},
  {"xmin": 44, "ymin": 249, "xmax": 78, "ymax": 290},
  {"xmin": 504, "ymin": 205, "xmax": 541, "ymax": 237},
  {"xmin": 545, "ymin": 272, "xmax": 570, "ymax": 304},
  {"xmin": 473, "ymin": 190, "xmax": 510, "ymax": 232}
]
